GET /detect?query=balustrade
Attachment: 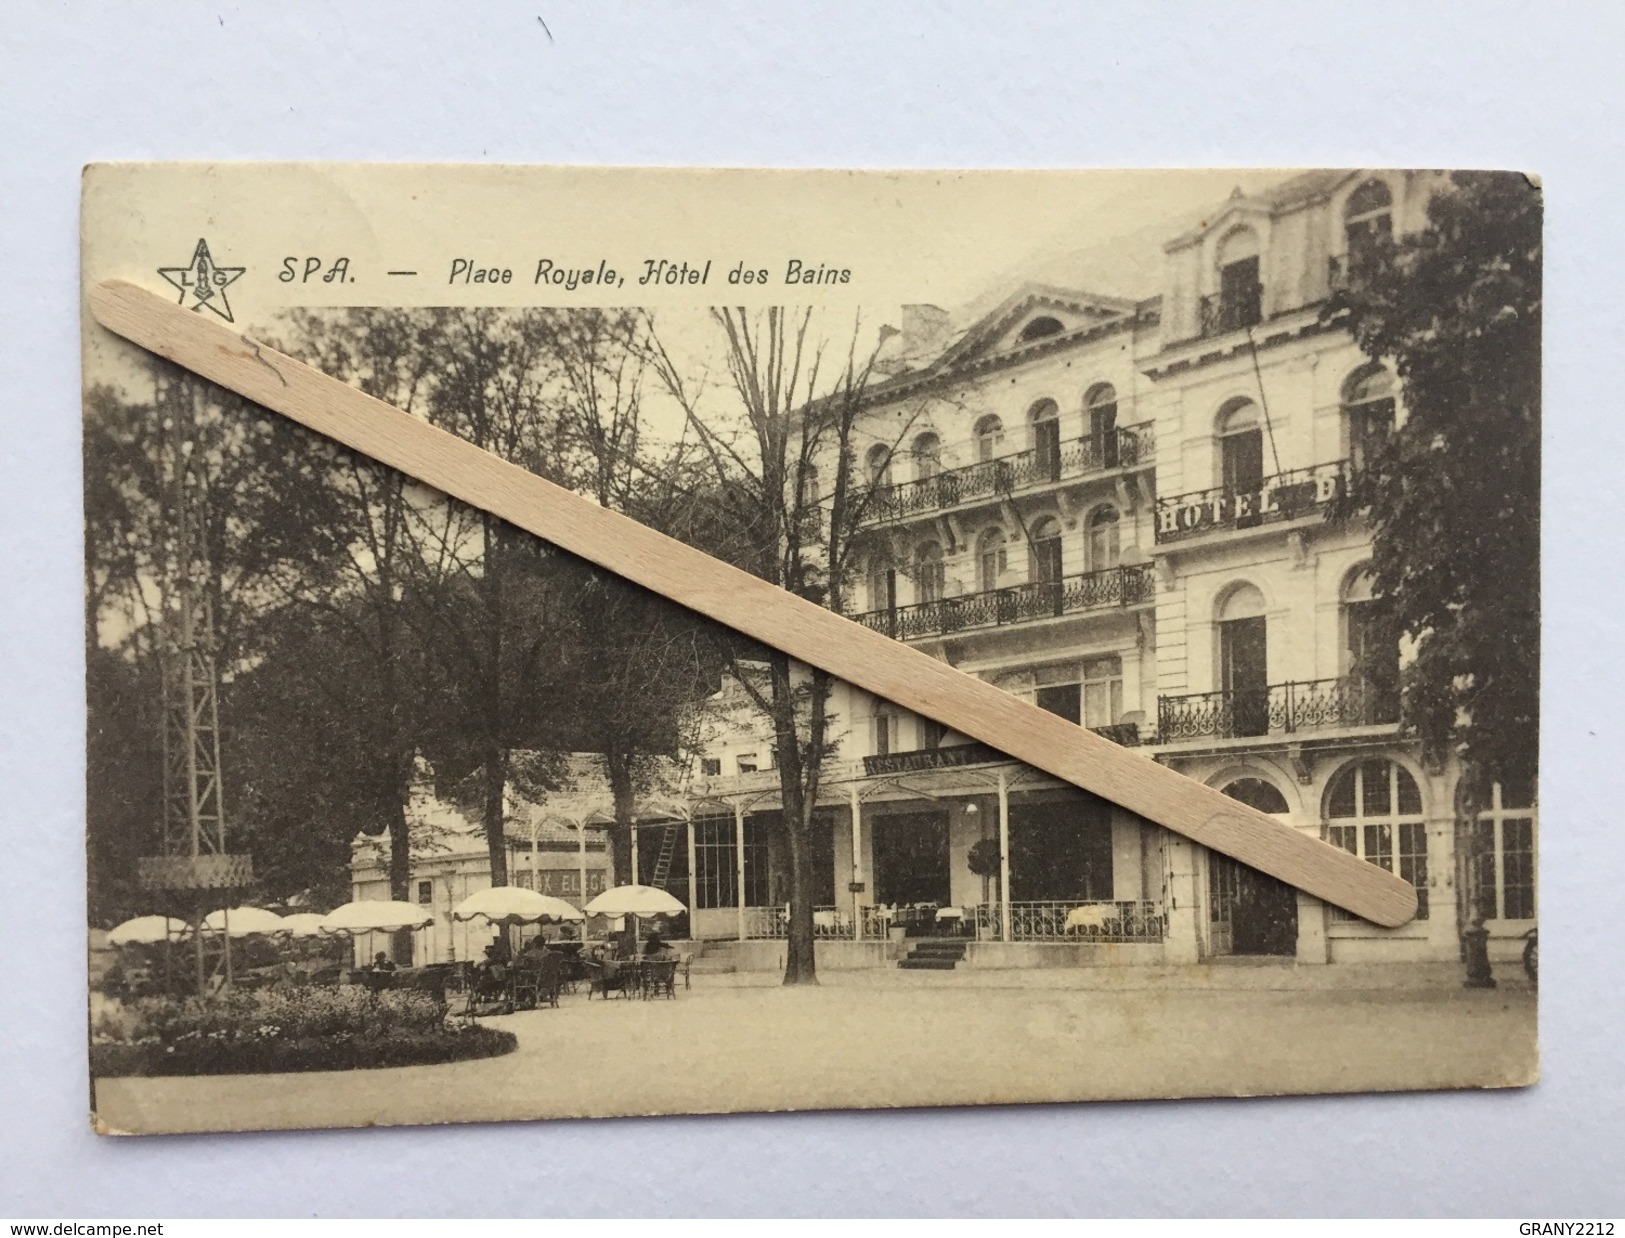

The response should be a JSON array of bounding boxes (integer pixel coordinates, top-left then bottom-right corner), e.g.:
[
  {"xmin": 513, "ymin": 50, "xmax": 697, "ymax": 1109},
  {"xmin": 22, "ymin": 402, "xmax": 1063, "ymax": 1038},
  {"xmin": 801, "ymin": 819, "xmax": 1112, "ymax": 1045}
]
[
  {"xmin": 1156, "ymin": 677, "xmax": 1400, "ymax": 742},
  {"xmin": 860, "ymin": 423, "xmax": 1152, "ymax": 525},
  {"xmin": 970, "ymin": 900, "xmax": 1166, "ymax": 943},
  {"xmin": 854, "ymin": 563, "xmax": 1154, "ymax": 642}
]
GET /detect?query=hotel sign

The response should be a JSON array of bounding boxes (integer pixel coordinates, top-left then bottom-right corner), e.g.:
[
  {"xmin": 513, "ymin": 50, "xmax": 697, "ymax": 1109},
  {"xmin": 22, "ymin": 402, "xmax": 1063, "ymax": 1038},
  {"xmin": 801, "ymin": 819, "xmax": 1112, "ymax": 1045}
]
[{"xmin": 1155, "ymin": 464, "xmax": 1348, "ymax": 544}]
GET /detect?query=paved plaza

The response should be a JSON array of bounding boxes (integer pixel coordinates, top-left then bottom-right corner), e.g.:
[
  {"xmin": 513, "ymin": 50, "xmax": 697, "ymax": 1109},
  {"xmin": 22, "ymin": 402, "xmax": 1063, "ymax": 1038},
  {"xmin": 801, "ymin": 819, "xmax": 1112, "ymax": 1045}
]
[{"xmin": 93, "ymin": 964, "xmax": 1537, "ymax": 1135}]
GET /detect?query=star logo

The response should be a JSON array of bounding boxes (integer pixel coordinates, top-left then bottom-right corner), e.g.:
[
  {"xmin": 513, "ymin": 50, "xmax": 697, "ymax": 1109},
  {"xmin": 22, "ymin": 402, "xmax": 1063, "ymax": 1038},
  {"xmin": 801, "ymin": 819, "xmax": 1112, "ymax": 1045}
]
[{"xmin": 158, "ymin": 239, "xmax": 246, "ymax": 323}]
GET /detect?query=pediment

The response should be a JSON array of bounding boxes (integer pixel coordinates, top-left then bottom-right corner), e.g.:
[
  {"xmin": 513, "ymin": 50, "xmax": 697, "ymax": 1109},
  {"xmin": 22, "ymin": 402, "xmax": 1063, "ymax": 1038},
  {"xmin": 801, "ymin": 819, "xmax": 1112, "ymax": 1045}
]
[{"xmin": 937, "ymin": 283, "xmax": 1138, "ymax": 369}]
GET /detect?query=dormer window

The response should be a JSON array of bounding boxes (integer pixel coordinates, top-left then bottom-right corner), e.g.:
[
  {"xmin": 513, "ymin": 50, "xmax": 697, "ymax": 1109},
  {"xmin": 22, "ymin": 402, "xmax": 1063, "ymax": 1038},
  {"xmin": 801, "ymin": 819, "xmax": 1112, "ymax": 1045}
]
[
  {"xmin": 1344, "ymin": 179, "xmax": 1394, "ymax": 274},
  {"xmin": 1205, "ymin": 228, "xmax": 1263, "ymax": 335},
  {"xmin": 1020, "ymin": 315, "xmax": 1064, "ymax": 342}
]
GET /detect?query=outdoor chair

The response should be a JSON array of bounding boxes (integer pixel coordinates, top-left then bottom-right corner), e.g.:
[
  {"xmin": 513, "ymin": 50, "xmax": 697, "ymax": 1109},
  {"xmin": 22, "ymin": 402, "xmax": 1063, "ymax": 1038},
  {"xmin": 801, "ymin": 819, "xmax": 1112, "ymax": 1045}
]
[
  {"xmin": 676, "ymin": 952, "xmax": 692, "ymax": 990},
  {"xmin": 643, "ymin": 958, "xmax": 679, "ymax": 1000}
]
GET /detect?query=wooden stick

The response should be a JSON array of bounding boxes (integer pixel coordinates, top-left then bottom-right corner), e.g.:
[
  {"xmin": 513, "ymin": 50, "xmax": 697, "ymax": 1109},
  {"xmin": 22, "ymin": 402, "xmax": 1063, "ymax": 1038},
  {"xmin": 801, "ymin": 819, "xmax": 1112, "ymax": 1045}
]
[{"xmin": 88, "ymin": 279, "xmax": 1419, "ymax": 927}]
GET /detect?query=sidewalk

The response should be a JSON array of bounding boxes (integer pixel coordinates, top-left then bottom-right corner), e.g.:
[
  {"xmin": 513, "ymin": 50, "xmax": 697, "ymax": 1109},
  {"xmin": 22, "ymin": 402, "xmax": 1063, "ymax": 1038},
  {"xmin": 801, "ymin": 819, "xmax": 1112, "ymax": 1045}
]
[{"xmin": 693, "ymin": 958, "xmax": 1536, "ymax": 994}]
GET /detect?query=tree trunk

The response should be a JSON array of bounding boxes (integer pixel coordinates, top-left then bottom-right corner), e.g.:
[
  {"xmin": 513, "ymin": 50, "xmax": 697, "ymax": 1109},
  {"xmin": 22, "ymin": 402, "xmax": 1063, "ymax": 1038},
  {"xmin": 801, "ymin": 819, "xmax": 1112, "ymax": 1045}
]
[
  {"xmin": 768, "ymin": 650, "xmax": 818, "ymax": 985},
  {"xmin": 484, "ymin": 744, "xmax": 510, "ymax": 887},
  {"xmin": 605, "ymin": 748, "xmax": 637, "ymax": 885}
]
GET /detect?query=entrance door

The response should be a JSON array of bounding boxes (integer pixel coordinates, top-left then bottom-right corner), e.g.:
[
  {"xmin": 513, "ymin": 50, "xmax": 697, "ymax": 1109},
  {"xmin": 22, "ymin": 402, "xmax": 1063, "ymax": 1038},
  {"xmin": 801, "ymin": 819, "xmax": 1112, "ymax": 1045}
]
[
  {"xmin": 872, "ymin": 811, "xmax": 951, "ymax": 908},
  {"xmin": 1207, "ymin": 853, "xmax": 1299, "ymax": 956},
  {"xmin": 1219, "ymin": 614, "xmax": 1269, "ymax": 737}
]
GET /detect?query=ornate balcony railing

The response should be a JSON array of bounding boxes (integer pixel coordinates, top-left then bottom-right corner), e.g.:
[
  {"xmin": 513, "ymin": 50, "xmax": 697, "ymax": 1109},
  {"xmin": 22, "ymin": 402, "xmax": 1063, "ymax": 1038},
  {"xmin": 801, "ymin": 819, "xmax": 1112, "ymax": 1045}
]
[
  {"xmin": 1156, "ymin": 677, "xmax": 1401, "ymax": 743},
  {"xmin": 1154, "ymin": 460, "xmax": 1349, "ymax": 544},
  {"xmin": 1198, "ymin": 284, "xmax": 1263, "ymax": 338},
  {"xmin": 854, "ymin": 564, "xmax": 1154, "ymax": 642},
  {"xmin": 971, "ymin": 900, "xmax": 1166, "ymax": 943},
  {"xmin": 742, "ymin": 905, "xmax": 856, "ymax": 940},
  {"xmin": 860, "ymin": 423, "xmax": 1152, "ymax": 525}
]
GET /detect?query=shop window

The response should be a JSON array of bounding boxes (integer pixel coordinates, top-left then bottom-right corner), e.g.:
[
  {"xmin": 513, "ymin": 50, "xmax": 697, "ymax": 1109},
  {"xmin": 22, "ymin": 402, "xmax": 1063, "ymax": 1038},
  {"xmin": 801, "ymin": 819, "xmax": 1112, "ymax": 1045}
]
[
  {"xmin": 1473, "ymin": 780, "xmax": 1537, "ymax": 921},
  {"xmin": 1325, "ymin": 760, "xmax": 1428, "ymax": 919}
]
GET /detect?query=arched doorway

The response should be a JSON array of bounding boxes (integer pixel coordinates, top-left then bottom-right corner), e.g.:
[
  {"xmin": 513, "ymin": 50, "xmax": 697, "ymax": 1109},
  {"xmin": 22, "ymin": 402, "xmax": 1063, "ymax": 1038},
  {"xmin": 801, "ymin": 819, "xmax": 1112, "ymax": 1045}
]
[{"xmin": 1207, "ymin": 776, "xmax": 1299, "ymax": 957}]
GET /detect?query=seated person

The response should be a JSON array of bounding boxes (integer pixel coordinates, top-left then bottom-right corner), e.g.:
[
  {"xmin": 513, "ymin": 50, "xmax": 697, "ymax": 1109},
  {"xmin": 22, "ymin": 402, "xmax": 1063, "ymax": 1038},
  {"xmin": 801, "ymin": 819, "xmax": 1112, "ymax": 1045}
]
[
  {"xmin": 371, "ymin": 951, "xmax": 396, "ymax": 974},
  {"xmin": 642, "ymin": 933, "xmax": 676, "ymax": 960}
]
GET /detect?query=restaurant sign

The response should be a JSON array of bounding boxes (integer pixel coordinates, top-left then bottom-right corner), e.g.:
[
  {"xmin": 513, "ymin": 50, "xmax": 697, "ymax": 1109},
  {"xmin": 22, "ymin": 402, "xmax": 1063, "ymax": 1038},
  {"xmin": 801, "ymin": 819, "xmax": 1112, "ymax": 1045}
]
[{"xmin": 863, "ymin": 741, "xmax": 1005, "ymax": 777}]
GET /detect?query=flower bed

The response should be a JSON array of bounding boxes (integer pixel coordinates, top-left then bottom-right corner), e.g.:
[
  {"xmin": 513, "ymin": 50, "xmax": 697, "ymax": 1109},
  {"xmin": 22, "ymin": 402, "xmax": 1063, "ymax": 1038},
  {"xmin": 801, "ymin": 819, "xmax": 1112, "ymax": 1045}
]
[{"xmin": 92, "ymin": 986, "xmax": 517, "ymax": 1077}]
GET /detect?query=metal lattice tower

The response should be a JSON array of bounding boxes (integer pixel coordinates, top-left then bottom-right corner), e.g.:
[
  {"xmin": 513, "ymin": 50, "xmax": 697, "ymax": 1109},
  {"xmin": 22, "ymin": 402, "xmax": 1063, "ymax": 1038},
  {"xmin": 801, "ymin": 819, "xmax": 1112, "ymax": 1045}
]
[{"xmin": 139, "ymin": 372, "xmax": 252, "ymax": 990}]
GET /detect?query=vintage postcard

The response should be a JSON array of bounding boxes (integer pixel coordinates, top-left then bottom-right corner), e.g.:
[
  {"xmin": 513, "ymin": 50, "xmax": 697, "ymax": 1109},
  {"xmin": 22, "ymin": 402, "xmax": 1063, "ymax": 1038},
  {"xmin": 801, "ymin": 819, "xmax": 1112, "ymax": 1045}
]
[{"xmin": 82, "ymin": 165, "xmax": 1540, "ymax": 1135}]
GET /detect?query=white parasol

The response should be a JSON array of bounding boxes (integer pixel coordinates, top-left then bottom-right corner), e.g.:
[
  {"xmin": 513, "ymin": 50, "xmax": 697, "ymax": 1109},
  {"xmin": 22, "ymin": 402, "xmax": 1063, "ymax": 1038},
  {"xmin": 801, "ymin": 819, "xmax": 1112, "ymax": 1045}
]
[
  {"xmin": 107, "ymin": 915, "xmax": 190, "ymax": 946},
  {"xmin": 583, "ymin": 884, "xmax": 686, "ymax": 918},
  {"xmin": 452, "ymin": 886, "xmax": 585, "ymax": 925},
  {"xmin": 202, "ymin": 906, "xmax": 288, "ymax": 937},
  {"xmin": 279, "ymin": 912, "xmax": 330, "ymax": 938},
  {"xmin": 318, "ymin": 900, "xmax": 434, "ymax": 935}
]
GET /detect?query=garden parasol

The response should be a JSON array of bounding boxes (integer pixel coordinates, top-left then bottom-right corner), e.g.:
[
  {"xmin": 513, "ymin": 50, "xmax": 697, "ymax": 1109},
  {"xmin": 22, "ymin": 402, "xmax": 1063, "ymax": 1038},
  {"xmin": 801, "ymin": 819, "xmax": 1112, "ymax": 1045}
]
[
  {"xmin": 107, "ymin": 915, "xmax": 190, "ymax": 946},
  {"xmin": 452, "ymin": 886, "xmax": 585, "ymax": 925},
  {"xmin": 202, "ymin": 906, "xmax": 288, "ymax": 937}
]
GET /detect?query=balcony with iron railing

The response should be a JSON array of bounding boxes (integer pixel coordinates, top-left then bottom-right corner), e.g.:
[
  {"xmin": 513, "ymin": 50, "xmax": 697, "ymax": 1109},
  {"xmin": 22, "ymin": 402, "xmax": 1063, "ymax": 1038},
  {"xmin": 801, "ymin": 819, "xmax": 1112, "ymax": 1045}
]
[
  {"xmin": 1156, "ymin": 677, "xmax": 1400, "ymax": 745},
  {"xmin": 854, "ymin": 564, "xmax": 1155, "ymax": 642},
  {"xmin": 1154, "ymin": 460, "xmax": 1349, "ymax": 545},
  {"xmin": 859, "ymin": 423, "xmax": 1153, "ymax": 526},
  {"xmin": 1197, "ymin": 283, "xmax": 1263, "ymax": 339}
]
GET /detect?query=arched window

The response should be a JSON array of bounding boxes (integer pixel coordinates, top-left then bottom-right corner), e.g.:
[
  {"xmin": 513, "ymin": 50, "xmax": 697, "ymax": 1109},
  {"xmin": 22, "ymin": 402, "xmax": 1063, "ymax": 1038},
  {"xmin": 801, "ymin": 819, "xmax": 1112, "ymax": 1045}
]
[
  {"xmin": 1208, "ymin": 775, "xmax": 1300, "ymax": 956},
  {"xmin": 1222, "ymin": 776, "xmax": 1290, "ymax": 815},
  {"xmin": 1341, "ymin": 568, "xmax": 1399, "ymax": 725},
  {"xmin": 1029, "ymin": 516, "xmax": 1063, "ymax": 590},
  {"xmin": 911, "ymin": 432, "xmax": 941, "ymax": 482},
  {"xmin": 913, "ymin": 540, "xmax": 944, "ymax": 604},
  {"xmin": 1020, "ymin": 316, "xmax": 1064, "ymax": 342},
  {"xmin": 1029, "ymin": 398, "xmax": 1062, "ymax": 480},
  {"xmin": 1325, "ymin": 759, "xmax": 1428, "ymax": 919},
  {"xmin": 1344, "ymin": 179, "xmax": 1394, "ymax": 270},
  {"xmin": 976, "ymin": 527, "xmax": 1007, "ymax": 593},
  {"xmin": 1217, "ymin": 398, "xmax": 1266, "ymax": 497},
  {"xmin": 867, "ymin": 557, "xmax": 896, "ymax": 613},
  {"xmin": 1217, "ymin": 582, "xmax": 1268, "ymax": 738},
  {"xmin": 865, "ymin": 443, "xmax": 893, "ymax": 490},
  {"xmin": 1085, "ymin": 383, "xmax": 1120, "ymax": 467},
  {"xmin": 1214, "ymin": 227, "xmax": 1263, "ymax": 332},
  {"xmin": 1087, "ymin": 505, "xmax": 1120, "ymax": 571},
  {"xmin": 1344, "ymin": 365, "xmax": 1396, "ymax": 472},
  {"xmin": 973, "ymin": 414, "xmax": 1005, "ymax": 463}
]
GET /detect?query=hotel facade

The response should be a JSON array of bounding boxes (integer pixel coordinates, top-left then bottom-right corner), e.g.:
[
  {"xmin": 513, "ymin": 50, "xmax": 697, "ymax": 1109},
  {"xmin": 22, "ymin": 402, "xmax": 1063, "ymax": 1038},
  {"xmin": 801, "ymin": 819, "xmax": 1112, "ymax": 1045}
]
[{"xmin": 355, "ymin": 170, "xmax": 1537, "ymax": 970}]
